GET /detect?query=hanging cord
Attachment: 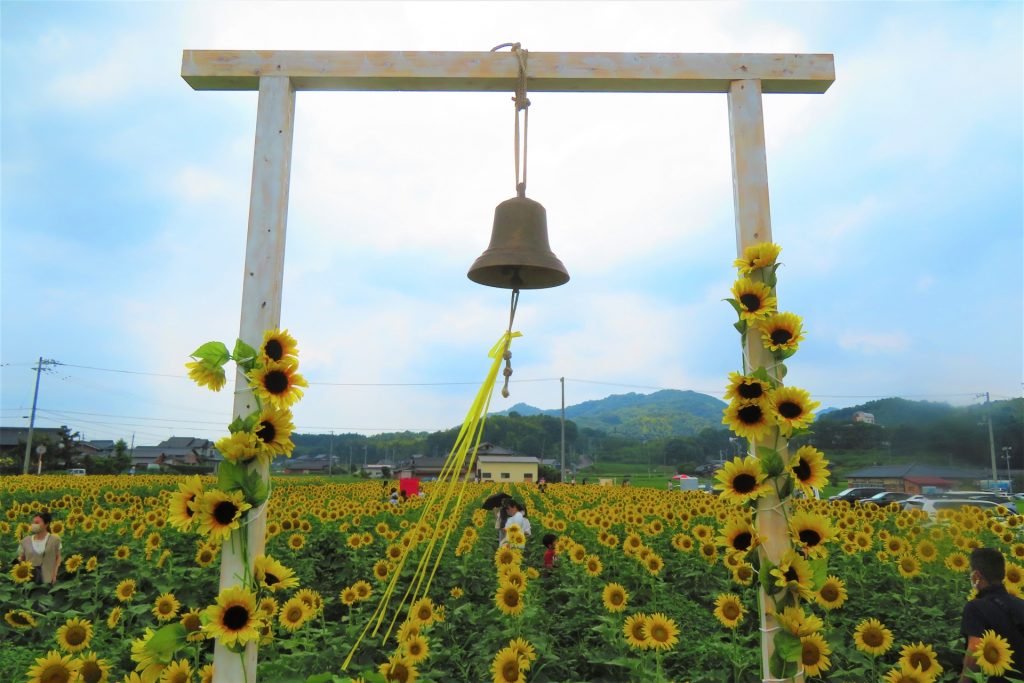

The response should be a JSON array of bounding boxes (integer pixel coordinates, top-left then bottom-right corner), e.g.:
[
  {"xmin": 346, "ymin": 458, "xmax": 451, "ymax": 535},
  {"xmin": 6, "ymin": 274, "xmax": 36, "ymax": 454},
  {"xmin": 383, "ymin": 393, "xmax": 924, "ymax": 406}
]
[
  {"xmin": 491, "ymin": 42, "xmax": 530, "ymax": 197},
  {"xmin": 501, "ymin": 289, "xmax": 520, "ymax": 397}
]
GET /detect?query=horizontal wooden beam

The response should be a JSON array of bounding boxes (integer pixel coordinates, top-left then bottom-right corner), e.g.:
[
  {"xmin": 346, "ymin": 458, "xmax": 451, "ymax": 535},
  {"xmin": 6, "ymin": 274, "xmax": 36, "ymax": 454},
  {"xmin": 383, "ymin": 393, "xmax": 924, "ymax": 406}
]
[{"xmin": 182, "ymin": 50, "xmax": 834, "ymax": 94}]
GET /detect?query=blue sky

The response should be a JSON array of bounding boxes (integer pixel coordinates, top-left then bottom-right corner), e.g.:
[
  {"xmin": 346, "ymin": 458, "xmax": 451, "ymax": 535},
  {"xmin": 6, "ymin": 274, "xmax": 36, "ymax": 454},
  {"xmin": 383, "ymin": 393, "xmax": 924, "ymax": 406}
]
[{"xmin": 2, "ymin": 1, "xmax": 1021, "ymax": 446}]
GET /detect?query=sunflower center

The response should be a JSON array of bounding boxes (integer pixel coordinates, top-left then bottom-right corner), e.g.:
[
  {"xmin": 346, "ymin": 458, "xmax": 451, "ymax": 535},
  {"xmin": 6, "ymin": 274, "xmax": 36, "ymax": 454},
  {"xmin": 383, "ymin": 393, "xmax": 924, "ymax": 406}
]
[
  {"xmin": 737, "ymin": 404, "xmax": 764, "ymax": 424},
  {"xmin": 984, "ymin": 644, "xmax": 1001, "ymax": 663},
  {"xmin": 801, "ymin": 641, "xmax": 820, "ymax": 665},
  {"xmin": 739, "ymin": 294, "xmax": 762, "ymax": 311},
  {"xmin": 503, "ymin": 591, "xmax": 520, "ymax": 608},
  {"xmin": 11, "ymin": 613, "xmax": 29, "ymax": 625},
  {"xmin": 213, "ymin": 501, "xmax": 239, "ymax": 525},
  {"xmin": 264, "ymin": 339, "xmax": 283, "ymax": 361},
  {"xmin": 863, "ymin": 629, "xmax": 883, "ymax": 647},
  {"xmin": 778, "ymin": 401, "xmax": 803, "ymax": 419},
  {"xmin": 723, "ymin": 603, "xmax": 740, "ymax": 620},
  {"xmin": 184, "ymin": 614, "xmax": 201, "ymax": 631},
  {"xmin": 611, "ymin": 592, "xmax": 623, "ymax": 605},
  {"xmin": 732, "ymin": 473, "xmax": 757, "ymax": 494},
  {"xmin": 159, "ymin": 602, "xmax": 173, "ymax": 614},
  {"xmin": 66, "ymin": 626, "xmax": 86, "ymax": 646},
  {"xmin": 784, "ymin": 567, "xmax": 798, "ymax": 583},
  {"xmin": 223, "ymin": 605, "xmax": 250, "ymax": 631},
  {"xmin": 820, "ymin": 585, "xmax": 839, "ymax": 602},
  {"xmin": 501, "ymin": 660, "xmax": 520, "ymax": 682},
  {"xmin": 264, "ymin": 571, "xmax": 280, "ymax": 586},
  {"xmin": 80, "ymin": 661, "xmax": 101, "ymax": 683},
  {"xmin": 770, "ymin": 329, "xmax": 793, "ymax": 345},
  {"xmin": 732, "ymin": 532, "xmax": 752, "ymax": 550},
  {"xmin": 39, "ymin": 663, "xmax": 73, "ymax": 683},
  {"xmin": 793, "ymin": 459, "xmax": 811, "ymax": 481},
  {"xmin": 737, "ymin": 382, "xmax": 763, "ymax": 399},
  {"xmin": 409, "ymin": 642, "xmax": 423, "ymax": 656},
  {"xmin": 651, "ymin": 625, "xmax": 668, "ymax": 642},
  {"xmin": 909, "ymin": 653, "xmax": 931, "ymax": 670},
  {"xmin": 798, "ymin": 529, "xmax": 822, "ymax": 546},
  {"xmin": 263, "ymin": 370, "xmax": 289, "ymax": 394},
  {"xmin": 257, "ymin": 420, "xmax": 276, "ymax": 443}
]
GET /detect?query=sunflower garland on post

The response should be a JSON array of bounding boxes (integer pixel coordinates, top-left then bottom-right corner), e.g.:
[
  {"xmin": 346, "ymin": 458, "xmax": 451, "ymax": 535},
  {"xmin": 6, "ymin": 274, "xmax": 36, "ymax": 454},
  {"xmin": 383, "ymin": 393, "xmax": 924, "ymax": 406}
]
[
  {"xmin": 720, "ymin": 242, "xmax": 832, "ymax": 682},
  {"xmin": 124, "ymin": 329, "xmax": 308, "ymax": 680}
]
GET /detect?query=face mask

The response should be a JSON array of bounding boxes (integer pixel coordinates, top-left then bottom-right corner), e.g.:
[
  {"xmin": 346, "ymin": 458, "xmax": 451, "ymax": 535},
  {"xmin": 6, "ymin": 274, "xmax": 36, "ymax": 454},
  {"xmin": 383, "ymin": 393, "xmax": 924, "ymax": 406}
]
[{"xmin": 29, "ymin": 523, "xmax": 41, "ymax": 533}]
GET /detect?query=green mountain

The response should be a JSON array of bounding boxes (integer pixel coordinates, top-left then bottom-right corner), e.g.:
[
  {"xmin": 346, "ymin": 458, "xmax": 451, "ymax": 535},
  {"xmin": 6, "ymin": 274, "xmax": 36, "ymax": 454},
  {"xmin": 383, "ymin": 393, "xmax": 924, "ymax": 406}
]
[{"xmin": 495, "ymin": 389, "xmax": 727, "ymax": 438}]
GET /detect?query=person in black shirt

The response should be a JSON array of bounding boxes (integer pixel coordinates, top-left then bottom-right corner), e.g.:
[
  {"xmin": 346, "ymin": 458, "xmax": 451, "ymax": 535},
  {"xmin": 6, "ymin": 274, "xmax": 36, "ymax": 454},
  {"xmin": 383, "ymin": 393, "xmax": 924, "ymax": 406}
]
[{"xmin": 960, "ymin": 547, "xmax": 1024, "ymax": 683}]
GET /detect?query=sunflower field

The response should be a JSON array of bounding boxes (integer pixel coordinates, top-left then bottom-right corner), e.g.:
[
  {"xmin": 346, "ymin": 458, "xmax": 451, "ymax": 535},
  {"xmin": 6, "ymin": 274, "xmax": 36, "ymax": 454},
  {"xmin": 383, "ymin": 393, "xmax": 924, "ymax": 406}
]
[{"xmin": 2, "ymin": 472, "xmax": 1017, "ymax": 683}]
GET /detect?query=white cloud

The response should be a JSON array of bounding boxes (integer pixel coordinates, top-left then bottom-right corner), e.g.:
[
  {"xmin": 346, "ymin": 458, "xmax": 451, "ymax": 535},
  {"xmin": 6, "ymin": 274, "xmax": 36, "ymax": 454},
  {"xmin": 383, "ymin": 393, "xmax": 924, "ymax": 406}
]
[{"xmin": 838, "ymin": 331, "xmax": 910, "ymax": 355}]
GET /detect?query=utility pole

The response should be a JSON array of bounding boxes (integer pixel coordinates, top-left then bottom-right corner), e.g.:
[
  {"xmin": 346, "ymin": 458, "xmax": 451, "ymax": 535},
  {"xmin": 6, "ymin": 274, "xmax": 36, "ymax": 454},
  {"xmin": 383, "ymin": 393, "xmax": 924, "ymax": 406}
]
[
  {"xmin": 328, "ymin": 430, "xmax": 334, "ymax": 476},
  {"xmin": 986, "ymin": 392, "xmax": 998, "ymax": 482},
  {"xmin": 560, "ymin": 377, "xmax": 566, "ymax": 483},
  {"xmin": 1003, "ymin": 446, "xmax": 1014, "ymax": 494},
  {"xmin": 22, "ymin": 358, "xmax": 57, "ymax": 475}
]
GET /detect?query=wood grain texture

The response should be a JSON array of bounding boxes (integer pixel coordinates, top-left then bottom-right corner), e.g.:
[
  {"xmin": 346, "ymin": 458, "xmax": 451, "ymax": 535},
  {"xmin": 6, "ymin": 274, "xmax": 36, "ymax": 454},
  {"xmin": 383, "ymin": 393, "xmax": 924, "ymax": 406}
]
[
  {"xmin": 182, "ymin": 50, "xmax": 834, "ymax": 94},
  {"xmin": 214, "ymin": 75, "xmax": 295, "ymax": 683}
]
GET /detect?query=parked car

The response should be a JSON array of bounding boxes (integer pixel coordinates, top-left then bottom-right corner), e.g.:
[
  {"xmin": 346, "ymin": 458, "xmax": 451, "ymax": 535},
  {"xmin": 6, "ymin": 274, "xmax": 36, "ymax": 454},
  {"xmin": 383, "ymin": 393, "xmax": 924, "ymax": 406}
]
[
  {"xmin": 695, "ymin": 462, "xmax": 726, "ymax": 475},
  {"xmin": 857, "ymin": 491, "xmax": 912, "ymax": 506},
  {"xmin": 828, "ymin": 487, "xmax": 885, "ymax": 503},
  {"xmin": 67, "ymin": 468, "xmax": 86, "ymax": 476},
  {"xmin": 901, "ymin": 497, "xmax": 1008, "ymax": 515}
]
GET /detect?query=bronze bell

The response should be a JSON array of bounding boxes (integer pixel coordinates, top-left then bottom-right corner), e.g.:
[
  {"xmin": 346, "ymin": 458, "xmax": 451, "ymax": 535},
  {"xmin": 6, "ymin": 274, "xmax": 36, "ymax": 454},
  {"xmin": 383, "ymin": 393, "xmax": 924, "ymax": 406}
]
[{"xmin": 467, "ymin": 196, "xmax": 570, "ymax": 289}]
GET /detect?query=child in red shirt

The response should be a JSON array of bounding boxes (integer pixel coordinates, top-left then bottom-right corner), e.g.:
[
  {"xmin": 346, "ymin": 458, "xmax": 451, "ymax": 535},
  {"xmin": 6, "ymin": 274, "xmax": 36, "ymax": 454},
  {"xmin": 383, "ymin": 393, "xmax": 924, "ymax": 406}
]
[{"xmin": 542, "ymin": 533, "xmax": 558, "ymax": 576}]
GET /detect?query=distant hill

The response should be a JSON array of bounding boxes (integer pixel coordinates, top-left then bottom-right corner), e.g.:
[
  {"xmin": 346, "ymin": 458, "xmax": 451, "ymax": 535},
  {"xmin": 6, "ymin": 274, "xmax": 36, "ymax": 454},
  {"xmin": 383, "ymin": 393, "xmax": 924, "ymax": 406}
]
[
  {"xmin": 494, "ymin": 389, "xmax": 727, "ymax": 438},
  {"xmin": 819, "ymin": 397, "xmax": 956, "ymax": 426}
]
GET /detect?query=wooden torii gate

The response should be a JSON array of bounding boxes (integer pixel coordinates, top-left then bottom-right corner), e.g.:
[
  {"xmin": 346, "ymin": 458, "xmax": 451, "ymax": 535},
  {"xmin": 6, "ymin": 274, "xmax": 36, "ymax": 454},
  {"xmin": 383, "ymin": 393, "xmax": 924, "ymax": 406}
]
[{"xmin": 181, "ymin": 49, "xmax": 835, "ymax": 683}]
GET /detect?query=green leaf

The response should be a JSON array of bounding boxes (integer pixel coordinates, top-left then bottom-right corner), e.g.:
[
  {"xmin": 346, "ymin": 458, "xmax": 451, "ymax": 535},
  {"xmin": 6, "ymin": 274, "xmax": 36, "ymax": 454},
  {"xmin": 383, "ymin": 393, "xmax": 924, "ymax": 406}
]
[
  {"xmin": 243, "ymin": 468, "xmax": 270, "ymax": 505},
  {"xmin": 752, "ymin": 366, "xmax": 773, "ymax": 384},
  {"xmin": 810, "ymin": 557, "xmax": 829, "ymax": 590},
  {"xmin": 190, "ymin": 341, "xmax": 230, "ymax": 367},
  {"xmin": 733, "ymin": 320, "xmax": 748, "ymax": 334},
  {"xmin": 724, "ymin": 298, "xmax": 743, "ymax": 316},
  {"xmin": 143, "ymin": 623, "xmax": 187, "ymax": 662},
  {"xmin": 233, "ymin": 338, "xmax": 258, "ymax": 362},
  {"xmin": 218, "ymin": 460, "xmax": 247, "ymax": 493},
  {"xmin": 774, "ymin": 629, "xmax": 802, "ymax": 663},
  {"xmin": 228, "ymin": 417, "xmax": 246, "ymax": 434},
  {"xmin": 758, "ymin": 448, "xmax": 785, "ymax": 478},
  {"xmin": 243, "ymin": 410, "xmax": 261, "ymax": 432},
  {"xmin": 778, "ymin": 475, "xmax": 794, "ymax": 499},
  {"xmin": 304, "ymin": 675, "xmax": 335, "ymax": 683}
]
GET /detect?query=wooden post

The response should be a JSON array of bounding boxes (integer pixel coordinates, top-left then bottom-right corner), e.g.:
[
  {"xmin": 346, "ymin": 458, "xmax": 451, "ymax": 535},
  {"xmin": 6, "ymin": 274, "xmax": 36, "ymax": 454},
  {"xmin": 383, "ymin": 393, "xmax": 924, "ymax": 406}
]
[
  {"xmin": 728, "ymin": 79, "xmax": 801, "ymax": 683},
  {"xmin": 213, "ymin": 75, "xmax": 296, "ymax": 683}
]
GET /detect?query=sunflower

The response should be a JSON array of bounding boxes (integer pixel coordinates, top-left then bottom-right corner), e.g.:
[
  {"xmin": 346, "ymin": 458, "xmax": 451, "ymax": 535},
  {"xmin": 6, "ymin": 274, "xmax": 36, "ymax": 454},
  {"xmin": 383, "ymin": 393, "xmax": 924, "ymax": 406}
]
[
  {"xmin": 714, "ymin": 455, "xmax": 770, "ymax": 504},
  {"xmin": 623, "ymin": 613, "xmax": 650, "ymax": 650},
  {"xmin": 404, "ymin": 634, "xmax": 430, "ymax": 664},
  {"xmin": 25, "ymin": 650, "xmax": 80, "ymax": 683},
  {"xmin": 972, "ymin": 629, "xmax": 1015, "ymax": 676},
  {"xmin": 214, "ymin": 431, "xmax": 263, "ymax": 465},
  {"xmin": 882, "ymin": 667, "xmax": 930, "ymax": 683},
  {"xmin": 724, "ymin": 372, "xmax": 771, "ymax": 402},
  {"xmin": 294, "ymin": 588, "xmax": 323, "ymax": 614},
  {"xmin": 353, "ymin": 580, "xmax": 372, "ymax": 601},
  {"xmin": 195, "ymin": 544, "xmax": 218, "ymax": 567},
  {"xmin": 373, "ymin": 560, "xmax": 391, "ymax": 582},
  {"xmin": 198, "ymin": 665, "xmax": 214, "ymax": 683},
  {"xmin": 278, "ymin": 597, "xmax": 310, "ymax": 632},
  {"xmin": 718, "ymin": 518, "xmax": 758, "ymax": 554},
  {"xmin": 106, "ymin": 607, "xmax": 121, "ymax": 630},
  {"xmin": 145, "ymin": 594, "xmax": 178, "ymax": 624},
  {"xmin": 732, "ymin": 562, "xmax": 755, "ymax": 586},
  {"xmin": 722, "ymin": 400, "xmax": 774, "ymax": 442},
  {"xmin": 181, "ymin": 608, "xmax": 205, "ymax": 642},
  {"xmin": 167, "ymin": 476, "xmax": 204, "ymax": 532},
  {"xmin": 11, "ymin": 560, "xmax": 34, "ymax": 583},
  {"xmin": 450, "ymin": 586, "xmax": 464, "ymax": 599},
  {"xmin": 340, "ymin": 587, "xmax": 358, "ymax": 606},
  {"xmin": 85, "ymin": 556, "xmax": 98, "ymax": 572},
  {"xmin": 186, "ymin": 360, "xmax": 226, "ymax": 392},
  {"xmin": 769, "ymin": 550, "xmax": 815, "ymax": 600},
  {"xmin": 643, "ymin": 613, "xmax": 679, "ymax": 651},
  {"xmin": 898, "ymin": 642, "xmax": 943, "ymax": 681},
  {"xmin": 378, "ymin": 654, "xmax": 417, "ymax": 683},
  {"xmin": 397, "ymin": 620, "xmax": 421, "ymax": 643},
  {"xmin": 55, "ymin": 617, "xmax": 93, "ymax": 653},
  {"xmin": 585, "ymin": 555, "xmax": 603, "ymax": 576},
  {"xmin": 76, "ymin": 651, "xmax": 110, "ymax": 683},
  {"xmin": 64, "ymin": 554, "xmax": 83, "ymax": 573},
  {"xmin": 774, "ymin": 606, "xmax": 823, "ymax": 637},
  {"xmin": 788, "ymin": 509, "xmax": 834, "ymax": 558},
  {"xmin": 249, "ymin": 360, "xmax": 307, "ymax": 409},
  {"xmin": 790, "ymin": 445, "xmax": 829, "ymax": 494},
  {"xmin": 734, "ymin": 241, "xmax": 782, "ymax": 274},
  {"xmin": 5, "ymin": 609, "xmax": 36, "ymax": 629},
  {"xmin": 801, "ymin": 633, "xmax": 832, "ymax": 677},
  {"xmin": 897, "ymin": 553, "xmax": 922, "ymax": 579},
  {"xmin": 202, "ymin": 585, "xmax": 262, "ymax": 648},
  {"xmin": 159, "ymin": 659, "xmax": 192, "ymax": 683},
  {"xmin": 495, "ymin": 585, "xmax": 524, "ymax": 617},
  {"xmin": 260, "ymin": 328, "xmax": 299, "ymax": 363},
  {"xmin": 945, "ymin": 552, "xmax": 970, "ymax": 572},
  {"xmin": 713, "ymin": 593, "xmax": 746, "ymax": 629},
  {"xmin": 602, "ymin": 583, "xmax": 629, "ymax": 612},
  {"xmin": 254, "ymin": 555, "xmax": 299, "ymax": 592},
  {"xmin": 758, "ymin": 311, "xmax": 805, "ymax": 353},
  {"xmin": 491, "ymin": 646, "xmax": 526, "ymax": 683},
  {"xmin": 815, "ymin": 575, "xmax": 848, "ymax": 610},
  {"xmin": 195, "ymin": 489, "xmax": 252, "ymax": 543},
  {"xmin": 730, "ymin": 278, "xmax": 777, "ymax": 321},
  {"xmin": 771, "ymin": 386, "xmax": 820, "ymax": 436},
  {"xmin": 507, "ymin": 637, "xmax": 537, "ymax": 664},
  {"xmin": 254, "ymin": 406, "xmax": 295, "ymax": 457}
]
